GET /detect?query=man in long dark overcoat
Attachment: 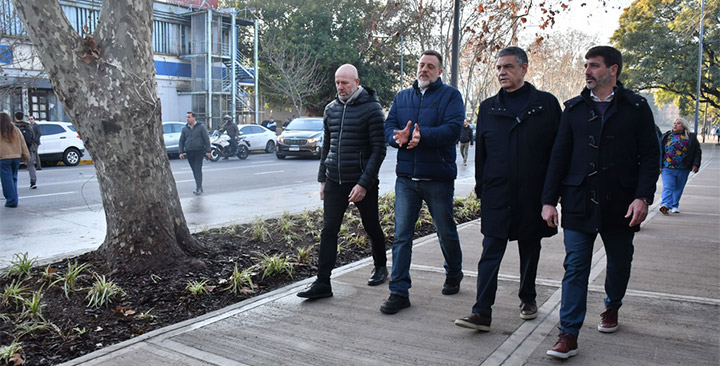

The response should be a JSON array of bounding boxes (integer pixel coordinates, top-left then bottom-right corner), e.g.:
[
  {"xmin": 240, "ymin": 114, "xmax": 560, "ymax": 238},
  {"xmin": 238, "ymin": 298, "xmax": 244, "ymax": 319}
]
[
  {"xmin": 542, "ymin": 46, "xmax": 659, "ymax": 359},
  {"xmin": 454, "ymin": 47, "xmax": 561, "ymax": 332}
]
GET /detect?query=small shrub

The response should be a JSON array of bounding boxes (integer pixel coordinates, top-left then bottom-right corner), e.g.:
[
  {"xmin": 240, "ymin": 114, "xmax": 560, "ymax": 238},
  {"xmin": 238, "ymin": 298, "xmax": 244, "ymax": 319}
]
[
  {"xmin": 224, "ymin": 264, "xmax": 255, "ymax": 294},
  {"xmin": 295, "ymin": 246, "xmax": 313, "ymax": 265},
  {"xmin": 4, "ymin": 253, "xmax": 36, "ymax": 279},
  {"xmin": 1, "ymin": 280, "xmax": 28, "ymax": 310},
  {"xmin": 253, "ymin": 253, "xmax": 293, "ymax": 279},
  {"xmin": 0, "ymin": 341, "xmax": 23, "ymax": 365},
  {"xmin": 246, "ymin": 218, "xmax": 271, "ymax": 243},
  {"xmin": 86, "ymin": 274, "xmax": 125, "ymax": 308},
  {"xmin": 20, "ymin": 290, "xmax": 45, "ymax": 322},
  {"xmin": 185, "ymin": 280, "xmax": 210, "ymax": 296},
  {"xmin": 61, "ymin": 261, "xmax": 89, "ymax": 299}
]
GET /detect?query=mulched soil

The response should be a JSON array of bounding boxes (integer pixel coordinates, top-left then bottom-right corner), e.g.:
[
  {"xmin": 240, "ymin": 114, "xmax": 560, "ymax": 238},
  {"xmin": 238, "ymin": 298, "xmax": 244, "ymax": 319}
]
[{"xmin": 0, "ymin": 197, "xmax": 480, "ymax": 365}]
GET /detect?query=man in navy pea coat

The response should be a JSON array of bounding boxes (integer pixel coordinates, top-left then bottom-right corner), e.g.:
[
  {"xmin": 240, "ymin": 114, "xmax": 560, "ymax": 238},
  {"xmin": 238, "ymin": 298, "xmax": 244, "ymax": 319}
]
[{"xmin": 454, "ymin": 47, "xmax": 561, "ymax": 332}]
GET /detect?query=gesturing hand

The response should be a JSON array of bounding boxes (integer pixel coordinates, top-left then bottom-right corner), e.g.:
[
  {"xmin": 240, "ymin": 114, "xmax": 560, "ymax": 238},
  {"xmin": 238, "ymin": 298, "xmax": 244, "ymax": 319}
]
[
  {"xmin": 393, "ymin": 121, "xmax": 412, "ymax": 147},
  {"xmin": 407, "ymin": 123, "xmax": 421, "ymax": 149}
]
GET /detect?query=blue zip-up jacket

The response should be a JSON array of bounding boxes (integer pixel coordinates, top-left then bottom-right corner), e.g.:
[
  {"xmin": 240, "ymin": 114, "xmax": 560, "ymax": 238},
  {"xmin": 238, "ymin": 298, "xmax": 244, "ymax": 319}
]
[{"xmin": 384, "ymin": 77, "xmax": 465, "ymax": 181}]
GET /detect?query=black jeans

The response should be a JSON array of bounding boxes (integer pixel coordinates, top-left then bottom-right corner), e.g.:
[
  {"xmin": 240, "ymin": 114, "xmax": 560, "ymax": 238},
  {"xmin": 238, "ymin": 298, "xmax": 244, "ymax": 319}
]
[
  {"xmin": 471, "ymin": 235, "xmax": 541, "ymax": 316},
  {"xmin": 228, "ymin": 138, "xmax": 238, "ymax": 154},
  {"xmin": 186, "ymin": 151, "xmax": 205, "ymax": 190},
  {"xmin": 317, "ymin": 180, "xmax": 386, "ymax": 283}
]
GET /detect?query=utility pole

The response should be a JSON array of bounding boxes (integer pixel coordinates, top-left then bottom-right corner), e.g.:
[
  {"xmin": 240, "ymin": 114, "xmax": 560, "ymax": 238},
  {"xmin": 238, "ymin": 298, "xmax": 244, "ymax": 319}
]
[
  {"xmin": 694, "ymin": 0, "xmax": 706, "ymax": 133},
  {"xmin": 450, "ymin": 0, "xmax": 460, "ymax": 87}
]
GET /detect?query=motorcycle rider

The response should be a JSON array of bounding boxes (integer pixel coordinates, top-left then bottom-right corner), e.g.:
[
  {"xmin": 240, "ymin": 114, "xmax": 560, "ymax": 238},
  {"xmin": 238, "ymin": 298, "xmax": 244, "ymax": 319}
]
[{"xmin": 219, "ymin": 115, "xmax": 239, "ymax": 159}]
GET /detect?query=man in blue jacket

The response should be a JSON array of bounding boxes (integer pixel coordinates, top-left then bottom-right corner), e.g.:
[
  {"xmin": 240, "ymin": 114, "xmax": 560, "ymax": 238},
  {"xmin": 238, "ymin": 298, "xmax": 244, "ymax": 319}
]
[
  {"xmin": 380, "ymin": 50, "xmax": 465, "ymax": 314},
  {"xmin": 542, "ymin": 46, "xmax": 659, "ymax": 359},
  {"xmin": 455, "ymin": 46, "xmax": 561, "ymax": 332}
]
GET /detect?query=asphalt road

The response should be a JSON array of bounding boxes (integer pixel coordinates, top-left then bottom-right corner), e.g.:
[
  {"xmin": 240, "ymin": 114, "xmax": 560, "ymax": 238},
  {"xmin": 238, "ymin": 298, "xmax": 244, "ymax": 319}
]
[{"xmin": 0, "ymin": 147, "xmax": 477, "ymax": 265}]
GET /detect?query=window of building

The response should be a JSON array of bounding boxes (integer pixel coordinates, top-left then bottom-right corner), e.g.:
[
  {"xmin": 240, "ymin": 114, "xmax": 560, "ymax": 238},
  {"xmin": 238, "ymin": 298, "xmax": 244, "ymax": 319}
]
[{"xmin": 29, "ymin": 90, "xmax": 49, "ymax": 120}]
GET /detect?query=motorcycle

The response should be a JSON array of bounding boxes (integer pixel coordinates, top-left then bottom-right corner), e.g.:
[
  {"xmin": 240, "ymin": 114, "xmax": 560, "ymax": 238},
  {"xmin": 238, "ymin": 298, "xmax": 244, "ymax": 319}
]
[{"xmin": 208, "ymin": 130, "xmax": 250, "ymax": 161}]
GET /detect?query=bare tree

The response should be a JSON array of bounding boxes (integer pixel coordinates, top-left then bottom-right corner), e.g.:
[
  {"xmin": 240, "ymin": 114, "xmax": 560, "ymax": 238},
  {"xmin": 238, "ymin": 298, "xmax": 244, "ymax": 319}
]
[
  {"xmin": 526, "ymin": 31, "xmax": 599, "ymax": 104},
  {"xmin": 11, "ymin": 0, "xmax": 201, "ymax": 273},
  {"xmin": 260, "ymin": 36, "xmax": 325, "ymax": 117}
]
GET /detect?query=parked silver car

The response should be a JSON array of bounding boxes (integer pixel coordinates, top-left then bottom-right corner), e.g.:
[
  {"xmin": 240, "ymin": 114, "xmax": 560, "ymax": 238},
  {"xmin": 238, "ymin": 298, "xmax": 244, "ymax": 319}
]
[{"xmin": 162, "ymin": 121, "xmax": 185, "ymax": 156}]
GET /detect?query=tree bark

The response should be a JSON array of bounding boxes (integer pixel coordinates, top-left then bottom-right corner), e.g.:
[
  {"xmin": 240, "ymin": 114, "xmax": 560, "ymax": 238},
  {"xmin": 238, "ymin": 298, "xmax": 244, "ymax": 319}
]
[{"xmin": 12, "ymin": 0, "xmax": 201, "ymax": 273}]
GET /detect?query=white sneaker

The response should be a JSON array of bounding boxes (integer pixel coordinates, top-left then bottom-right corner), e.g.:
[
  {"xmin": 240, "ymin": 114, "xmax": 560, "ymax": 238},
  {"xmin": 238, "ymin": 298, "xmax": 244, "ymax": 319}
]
[{"xmin": 670, "ymin": 208, "xmax": 680, "ymax": 213}]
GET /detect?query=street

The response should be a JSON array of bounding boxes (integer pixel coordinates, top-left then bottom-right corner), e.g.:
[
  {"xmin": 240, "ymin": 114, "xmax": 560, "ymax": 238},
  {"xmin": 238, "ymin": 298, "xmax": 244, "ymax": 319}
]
[{"xmin": 0, "ymin": 147, "xmax": 477, "ymax": 264}]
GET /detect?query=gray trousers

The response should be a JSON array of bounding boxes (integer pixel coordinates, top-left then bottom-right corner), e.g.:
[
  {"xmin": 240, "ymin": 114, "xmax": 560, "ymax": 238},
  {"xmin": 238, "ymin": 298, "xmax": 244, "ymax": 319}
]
[{"xmin": 27, "ymin": 146, "xmax": 37, "ymax": 183}]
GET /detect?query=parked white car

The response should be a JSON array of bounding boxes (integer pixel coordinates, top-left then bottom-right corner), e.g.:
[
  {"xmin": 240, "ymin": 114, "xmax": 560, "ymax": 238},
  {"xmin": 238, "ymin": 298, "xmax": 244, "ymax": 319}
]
[
  {"xmin": 35, "ymin": 121, "xmax": 85, "ymax": 166},
  {"xmin": 237, "ymin": 124, "xmax": 277, "ymax": 153},
  {"xmin": 162, "ymin": 121, "xmax": 186, "ymax": 157}
]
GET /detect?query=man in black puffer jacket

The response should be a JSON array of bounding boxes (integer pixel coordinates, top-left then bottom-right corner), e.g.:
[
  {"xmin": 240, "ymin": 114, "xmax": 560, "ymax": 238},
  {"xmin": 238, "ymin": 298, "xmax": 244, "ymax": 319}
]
[{"xmin": 297, "ymin": 64, "xmax": 387, "ymax": 299}]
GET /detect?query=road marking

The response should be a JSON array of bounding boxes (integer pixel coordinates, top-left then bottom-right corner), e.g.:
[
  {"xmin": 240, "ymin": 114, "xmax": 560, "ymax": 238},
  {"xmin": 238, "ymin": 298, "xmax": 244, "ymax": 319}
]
[
  {"xmin": 19, "ymin": 191, "xmax": 77, "ymax": 199},
  {"xmin": 254, "ymin": 170, "xmax": 284, "ymax": 175},
  {"xmin": 174, "ymin": 179, "xmax": 196, "ymax": 183}
]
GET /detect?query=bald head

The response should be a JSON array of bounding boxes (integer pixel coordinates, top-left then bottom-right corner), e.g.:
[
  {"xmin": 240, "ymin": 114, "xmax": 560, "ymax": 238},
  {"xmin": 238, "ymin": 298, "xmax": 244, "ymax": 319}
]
[{"xmin": 335, "ymin": 64, "xmax": 360, "ymax": 101}]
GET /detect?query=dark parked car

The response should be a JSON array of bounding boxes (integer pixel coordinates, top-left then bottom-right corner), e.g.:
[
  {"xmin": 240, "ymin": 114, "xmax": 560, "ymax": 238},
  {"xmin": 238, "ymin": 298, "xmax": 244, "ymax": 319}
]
[{"xmin": 275, "ymin": 117, "xmax": 323, "ymax": 159}]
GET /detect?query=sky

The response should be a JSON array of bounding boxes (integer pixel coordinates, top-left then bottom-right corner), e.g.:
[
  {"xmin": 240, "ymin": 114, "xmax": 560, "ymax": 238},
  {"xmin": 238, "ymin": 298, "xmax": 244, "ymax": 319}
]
[{"xmin": 522, "ymin": 0, "xmax": 635, "ymax": 44}]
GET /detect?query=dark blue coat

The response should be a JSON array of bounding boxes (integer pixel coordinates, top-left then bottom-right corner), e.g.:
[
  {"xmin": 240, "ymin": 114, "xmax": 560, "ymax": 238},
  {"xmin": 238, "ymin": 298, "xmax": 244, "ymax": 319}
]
[
  {"xmin": 475, "ymin": 83, "xmax": 561, "ymax": 240},
  {"xmin": 384, "ymin": 77, "xmax": 465, "ymax": 181},
  {"xmin": 541, "ymin": 83, "xmax": 660, "ymax": 233}
]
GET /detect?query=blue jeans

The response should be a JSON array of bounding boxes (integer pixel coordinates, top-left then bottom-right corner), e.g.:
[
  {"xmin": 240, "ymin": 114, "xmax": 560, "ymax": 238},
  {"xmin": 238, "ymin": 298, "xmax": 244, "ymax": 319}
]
[
  {"xmin": 472, "ymin": 235, "xmax": 541, "ymax": 316},
  {"xmin": 660, "ymin": 168, "xmax": 690, "ymax": 209},
  {"xmin": 389, "ymin": 177, "xmax": 463, "ymax": 297},
  {"xmin": 559, "ymin": 229, "xmax": 634, "ymax": 338},
  {"xmin": 0, "ymin": 158, "xmax": 21, "ymax": 207}
]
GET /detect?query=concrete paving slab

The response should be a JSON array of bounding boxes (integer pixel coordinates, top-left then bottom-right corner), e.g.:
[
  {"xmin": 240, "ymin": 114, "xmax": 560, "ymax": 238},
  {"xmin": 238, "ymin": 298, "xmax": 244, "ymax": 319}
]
[{"xmin": 61, "ymin": 144, "xmax": 720, "ymax": 365}]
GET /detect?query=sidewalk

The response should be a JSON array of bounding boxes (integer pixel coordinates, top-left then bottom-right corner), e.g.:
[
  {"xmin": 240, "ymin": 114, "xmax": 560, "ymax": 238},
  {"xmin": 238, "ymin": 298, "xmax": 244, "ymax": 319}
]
[{"xmin": 62, "ymin": 144, "xmax": 720, "ymax": 366}]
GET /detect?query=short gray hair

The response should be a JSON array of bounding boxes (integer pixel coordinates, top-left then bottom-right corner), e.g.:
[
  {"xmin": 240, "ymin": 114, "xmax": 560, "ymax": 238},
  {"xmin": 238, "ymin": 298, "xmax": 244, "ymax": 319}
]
[{"xmin": 497, "ymin": 46, "xmax": 528, "ymax": 66}]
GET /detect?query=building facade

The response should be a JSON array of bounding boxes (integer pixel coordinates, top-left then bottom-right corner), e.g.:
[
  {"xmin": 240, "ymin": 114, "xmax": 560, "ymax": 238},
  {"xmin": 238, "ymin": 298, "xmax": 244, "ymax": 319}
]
[{"xmin": 0, "ymin": 0, "xmax": 257, "ymax": 129}]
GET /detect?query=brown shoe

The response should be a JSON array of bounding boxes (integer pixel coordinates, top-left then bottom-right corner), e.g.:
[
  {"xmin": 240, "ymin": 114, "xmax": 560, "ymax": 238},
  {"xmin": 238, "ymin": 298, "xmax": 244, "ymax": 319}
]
[
  {"xmin": 659, "ymin": 205, "xmax": 669, "ymax": 215},
  {"xmin": 454, "ymin": 313, "xmax": 491, "ymax": 332},
  {"xmin": 546, "ymin": 331, "xmax": 578, "ymax": 359},
  {"xmin": 598, "ymin": 307, "xmax": 619, "ymax": 333},
  {"xmin": 520, "ymin": 301, "xmax": 537, "ymax": 320}
]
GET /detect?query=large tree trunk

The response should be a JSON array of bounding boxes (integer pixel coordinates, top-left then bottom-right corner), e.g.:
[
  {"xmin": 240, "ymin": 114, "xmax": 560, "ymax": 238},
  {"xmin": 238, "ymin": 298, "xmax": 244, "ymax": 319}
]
[{"xmin": 12, "ymin": 0, "xmax": 201, "ymax": 273}]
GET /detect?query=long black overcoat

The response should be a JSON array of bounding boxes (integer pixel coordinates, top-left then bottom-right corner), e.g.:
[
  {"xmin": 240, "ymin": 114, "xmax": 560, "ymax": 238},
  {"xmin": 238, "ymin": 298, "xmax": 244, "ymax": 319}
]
[
  {"xmin": 475, "ymin": 83, "xmax": 561, "ymax": 241},
  {"xmin": 541, "ymin": 83, "xmax": 660, "ymax": 233}
]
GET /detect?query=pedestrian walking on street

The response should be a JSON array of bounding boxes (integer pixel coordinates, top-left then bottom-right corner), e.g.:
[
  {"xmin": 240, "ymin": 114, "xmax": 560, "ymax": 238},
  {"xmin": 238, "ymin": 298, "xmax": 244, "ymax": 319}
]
[
  {"xmin": 29, "ymin": 115, "xmax": 42, "ymax": 170},
  {"xmin": 658, "ymin": 118, "xmax": 701, "ymax": 215},
  {"xmin": 0, "ymin": 112, "xmax": 30, "ymax": 207},
  {"xmin": 458, "ymin": 120, "xmax": 473, "ymax": 166},
  {"xmin": 297, "ymin": 64, "xmax": 388, "ymax": 300},
  {"xmin": 380, "ymin": 50, "xmax": 465, "ymax": 315},
  {"xmin": 454, "ymin": 46, "xmax": 562, "ymax": 332},
  {"xmin": 541, "ymin": 46, "xmax": 659, "ymax": 359},
  {"xmin": 178, "ymin": 112, "xmax": 211, "ymax": 195},
  {"xmin": 14, "ymin": 112, "xmax": 37, "ymax": 189}
]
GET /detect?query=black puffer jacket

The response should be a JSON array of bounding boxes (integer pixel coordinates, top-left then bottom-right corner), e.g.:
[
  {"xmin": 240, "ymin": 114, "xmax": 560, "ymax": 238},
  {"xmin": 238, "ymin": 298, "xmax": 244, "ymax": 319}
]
[{"xmin": 318, "ymin": 86, "xmax": 386, "ymax": 188}]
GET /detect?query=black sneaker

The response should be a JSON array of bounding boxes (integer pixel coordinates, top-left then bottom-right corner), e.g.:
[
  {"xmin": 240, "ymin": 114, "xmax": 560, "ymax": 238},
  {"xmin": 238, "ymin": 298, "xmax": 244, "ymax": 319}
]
[
  {"xmin": 297, "ymin": 281, "xmax": 333, "ymax": 299},
  {"xmin": 442, "ymin": 272, "xmax": 463, "ymax": 295},
  {"xmin": 367, "ymin": 266, "xmax": 388, "ymax": 286},
  {"xmin": 380, "ymin": 294, "xmax": 410, "ymax": 314},
  {"xmin": 454, "ymin": 313, "xmax": 491, "ymax": 331},
  {"xmin": 30, "ymin": 181, "xmax": 37, "ymax": 189}
]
